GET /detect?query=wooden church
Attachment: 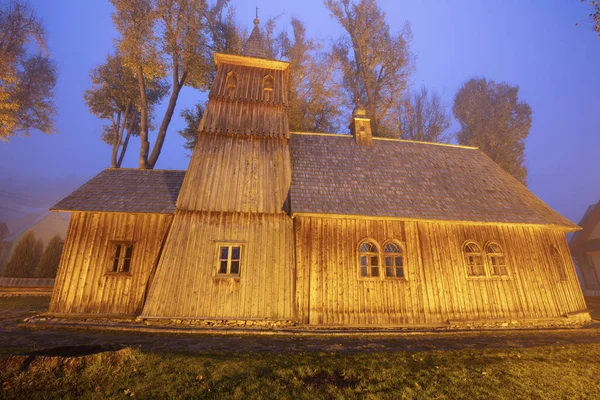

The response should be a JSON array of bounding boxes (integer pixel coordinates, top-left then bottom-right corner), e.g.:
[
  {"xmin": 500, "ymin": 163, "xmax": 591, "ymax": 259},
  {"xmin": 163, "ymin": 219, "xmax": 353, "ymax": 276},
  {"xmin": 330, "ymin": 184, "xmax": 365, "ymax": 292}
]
[{"xmin": 48, "ymin": 19, "xmax": 588, "ymax": 326}]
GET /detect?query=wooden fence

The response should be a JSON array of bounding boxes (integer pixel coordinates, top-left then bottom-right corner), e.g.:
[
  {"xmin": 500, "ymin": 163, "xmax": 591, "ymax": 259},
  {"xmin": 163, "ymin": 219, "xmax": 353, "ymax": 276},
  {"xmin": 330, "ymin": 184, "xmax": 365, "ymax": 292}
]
[{"xmin": 0, "ymin": 277, "xmax": 55, "ymax": 295}]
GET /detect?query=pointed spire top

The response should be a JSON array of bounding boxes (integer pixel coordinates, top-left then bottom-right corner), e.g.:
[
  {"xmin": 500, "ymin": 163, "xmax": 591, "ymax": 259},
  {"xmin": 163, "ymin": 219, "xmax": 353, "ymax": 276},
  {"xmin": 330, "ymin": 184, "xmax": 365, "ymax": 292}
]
[{"xmin": 243, "ymin": 13, "xmax": 271, "ymax": 59}]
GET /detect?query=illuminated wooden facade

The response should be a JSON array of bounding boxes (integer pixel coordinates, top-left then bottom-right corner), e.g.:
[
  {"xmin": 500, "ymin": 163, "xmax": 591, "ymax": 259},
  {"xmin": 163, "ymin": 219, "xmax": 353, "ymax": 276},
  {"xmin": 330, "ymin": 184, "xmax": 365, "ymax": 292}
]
[
  {"xmin": 570, "ymin": 201, "xmax": 600, "ymax": 296},
  {"xmin": 49, "ymin": 20, "xmax": 587, "ymax": 325}
]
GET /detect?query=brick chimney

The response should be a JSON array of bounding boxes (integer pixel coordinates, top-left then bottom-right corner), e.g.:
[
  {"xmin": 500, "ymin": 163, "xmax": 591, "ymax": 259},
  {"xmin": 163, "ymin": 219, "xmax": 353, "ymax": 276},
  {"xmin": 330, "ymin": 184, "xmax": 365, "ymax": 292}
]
[{"xmin": 349, "ymin": 107, "xmax": 373, "ymax": 146}]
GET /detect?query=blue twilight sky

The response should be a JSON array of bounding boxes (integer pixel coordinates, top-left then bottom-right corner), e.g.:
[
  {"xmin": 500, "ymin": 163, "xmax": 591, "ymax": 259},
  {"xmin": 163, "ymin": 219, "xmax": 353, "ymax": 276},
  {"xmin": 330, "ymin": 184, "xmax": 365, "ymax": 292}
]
[{"xmin": 0, "ymin": 0, "xmax": 599, "ymax": 225}]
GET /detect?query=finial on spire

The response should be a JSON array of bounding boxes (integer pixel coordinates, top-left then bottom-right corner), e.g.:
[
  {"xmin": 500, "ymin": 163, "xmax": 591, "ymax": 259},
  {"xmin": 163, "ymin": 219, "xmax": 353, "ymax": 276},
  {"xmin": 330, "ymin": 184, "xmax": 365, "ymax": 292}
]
[{"xmin": 254, "ymin": 6, "xmax": 259, "ymax": 25}]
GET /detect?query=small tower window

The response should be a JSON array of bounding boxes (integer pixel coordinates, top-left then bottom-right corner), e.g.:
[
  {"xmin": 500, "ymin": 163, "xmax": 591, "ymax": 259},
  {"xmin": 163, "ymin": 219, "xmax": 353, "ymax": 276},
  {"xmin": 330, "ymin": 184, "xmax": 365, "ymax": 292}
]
[
  {"xmin": 463, "ymin": 241, "xmax": 485, "ymax": 277},
  {"xmin": 359, "ymin": 240, "xmax": 380, "ymax": 278},
  {"xmin": 263, "ymin": 74, "xmax": 274, "ymax": 92},
  {"xmin": 485, "ymin": 242, "xmax": 508, "ymax": 276},
  {"xmin": 383, "ymin": 241, "xmax": 405, "ymax": 279},
  {"xmin": 226, "ymin": 71, "xmax": 237, "ymax": 92}
]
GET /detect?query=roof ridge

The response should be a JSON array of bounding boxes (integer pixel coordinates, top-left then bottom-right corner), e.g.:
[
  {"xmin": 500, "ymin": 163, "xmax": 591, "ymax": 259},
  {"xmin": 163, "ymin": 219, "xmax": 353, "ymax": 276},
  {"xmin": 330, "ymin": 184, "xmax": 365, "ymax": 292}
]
[
  {"xmin": 106, "ymin": 168, "xmax": 187, "ymax": 173},
  {"xmin": 290, "ymin": 131, "xmax": 478, "ymax": 150}
]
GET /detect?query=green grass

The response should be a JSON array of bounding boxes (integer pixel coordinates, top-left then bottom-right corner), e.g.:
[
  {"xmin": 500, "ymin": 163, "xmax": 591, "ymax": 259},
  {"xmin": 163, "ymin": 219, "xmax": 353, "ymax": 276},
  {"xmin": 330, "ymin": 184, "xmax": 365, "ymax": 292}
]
[{"xmin": 2, "ymin": 344, "xmax": 600, "ymax": 399}]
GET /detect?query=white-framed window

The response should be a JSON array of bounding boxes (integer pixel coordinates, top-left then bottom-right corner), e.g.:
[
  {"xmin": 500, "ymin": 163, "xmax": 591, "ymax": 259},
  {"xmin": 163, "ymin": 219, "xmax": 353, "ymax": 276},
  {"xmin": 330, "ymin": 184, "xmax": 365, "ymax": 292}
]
[
  {"xmin": 463, "ymin": 241, "xmax": 485, "ymax": 277},
  {"xmin": 383, "ymin": 241, "xmax": 405, "ymax": 279},
  {"xmin": 485, "ymin": 242, "xmax": 508, "ymax": 276},
  {"xmin": 358, "ymin": 240, "xmax": 380, "ymax": 278},
  {"xmin": 216, "ymin": 244, "xmax": 242, "ymax": 277}
]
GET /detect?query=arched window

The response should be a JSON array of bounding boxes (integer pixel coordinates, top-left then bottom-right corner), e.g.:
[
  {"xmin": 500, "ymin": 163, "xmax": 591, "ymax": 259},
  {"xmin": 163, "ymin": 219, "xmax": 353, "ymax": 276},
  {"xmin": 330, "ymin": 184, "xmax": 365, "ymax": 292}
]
[
  {"xmin": 226, "ymin": 71, "xmax": 237, "ymax": 91},
  {"xmin": 383, "ymin": 242, "xmax": 404, "ymax": 279},
  {"xmin": 552, "ymin": 246, "xmax": 568, "ymax": 281},
  {"xmin": 485, "ymin": 242, "xmax": 507, "ymax": 276},
  {"xmin": 359, "ymin": 240, "xmax": 379, "ymax": 278},
  {"xmin": 263, "ymin": 74, "xmax": 274, "ymax": 91},
  {"xmin": 463, "ymin": 241, "xmax": 485, "ymax": 277}
]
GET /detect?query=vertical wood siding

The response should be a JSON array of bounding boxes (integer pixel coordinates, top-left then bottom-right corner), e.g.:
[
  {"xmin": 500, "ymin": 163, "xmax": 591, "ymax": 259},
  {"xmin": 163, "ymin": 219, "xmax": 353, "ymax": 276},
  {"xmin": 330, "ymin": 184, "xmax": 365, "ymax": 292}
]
[
  {"xmin": 199, "ymin": 62, "xmax": 290, "ymax": 138},
  {"xmin": 176, "ymin": 134, "xmax": 291, "ymax": 214},
  {"xmin": 200, "ymin": 101, "xmax": 289, "ymax": 138},
  {"xmin": 210, "ymin": 63, "xmax": 288, "ymax": 105},
  {"xmin": 295, "ymin": 216, "xmax": 586, "ymax": 325},
  {"xmin": 49, "ymin": 212, "xmax": 172, "ymax": 316},
  {"xmin": 141, "ymin": 211, "xmax": 295, "ymax": 320}
]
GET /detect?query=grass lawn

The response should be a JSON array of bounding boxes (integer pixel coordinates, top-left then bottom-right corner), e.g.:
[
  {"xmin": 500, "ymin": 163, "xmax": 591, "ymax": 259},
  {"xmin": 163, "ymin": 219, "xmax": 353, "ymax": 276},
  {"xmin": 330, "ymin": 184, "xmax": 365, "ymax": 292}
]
[{"xmin": 2, "ymin": 344, "xmax": 600, "ymax": 399}]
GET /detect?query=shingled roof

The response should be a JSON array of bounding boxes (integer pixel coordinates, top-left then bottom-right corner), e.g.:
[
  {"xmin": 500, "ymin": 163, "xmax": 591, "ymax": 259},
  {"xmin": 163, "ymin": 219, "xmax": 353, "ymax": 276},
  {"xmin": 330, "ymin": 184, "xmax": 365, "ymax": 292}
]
[
  {"xmin": 51, "ymin": 169, "xmax": 185, "ymax": 214},
  {"xmin": 242, "ymin": 18, "xmax": 271, "ymax": 59},
  {"xmin": 289, "ymin": 133, "xmax": 578, "ymax": 230}
]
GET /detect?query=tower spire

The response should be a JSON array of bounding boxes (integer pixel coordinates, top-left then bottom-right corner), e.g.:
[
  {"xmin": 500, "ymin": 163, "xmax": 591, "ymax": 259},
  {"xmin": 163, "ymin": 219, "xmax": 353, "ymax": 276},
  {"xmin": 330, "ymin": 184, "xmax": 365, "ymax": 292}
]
[{"xmin": 243, "ymin": 13, "xmax": 271, "ymax": 59}]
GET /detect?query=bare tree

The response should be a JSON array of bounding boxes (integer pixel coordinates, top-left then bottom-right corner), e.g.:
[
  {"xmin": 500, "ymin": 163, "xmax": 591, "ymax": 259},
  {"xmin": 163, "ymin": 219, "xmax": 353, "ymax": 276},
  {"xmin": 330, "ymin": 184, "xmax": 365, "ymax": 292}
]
[
  {"xmin": 578, "ymin": 0, "xmax": 600, "ymax": 34},
  {"xmin": 398, "ymin": 86, "xmax": 452, "ymax": 143},
  {"xmin": 277, "ymin": 18, "xmax": 342, "ymax": 133},
  {"xmin": 324, "ymin": 0, "xmax": 413, "ymax": 136}
]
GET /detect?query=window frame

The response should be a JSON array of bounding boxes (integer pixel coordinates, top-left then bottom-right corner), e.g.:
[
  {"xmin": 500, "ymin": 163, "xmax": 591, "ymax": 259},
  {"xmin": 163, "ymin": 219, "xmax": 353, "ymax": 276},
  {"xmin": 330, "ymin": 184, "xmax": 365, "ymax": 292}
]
[
  {"xmin": 357, "ymin": 239, "xmax": 381, "ymax": 279},
  {"xmin": 226, "ymin": 71, "xmax": 238, "ymax": 94},
  {"xmin": 382, "ymin": 240, "xmax": 406, "ymax": 280},
  {"xmin": 263, "ymin": 74, "xmax": 274, "ymax": 92},
  {"xmin": 484, "ymin": 241, "xmax": 509, "ymax": 278},
  {"xmin": 107, "ymin": 241, "xmax": 135, "ymax": 276},
  {"xmin": 215, "ymin": 242, "xmax": 244, "ymax": 278},
  {"xmin": 463, "ymin": 241, "xmax": 487, "ymax": 278}
]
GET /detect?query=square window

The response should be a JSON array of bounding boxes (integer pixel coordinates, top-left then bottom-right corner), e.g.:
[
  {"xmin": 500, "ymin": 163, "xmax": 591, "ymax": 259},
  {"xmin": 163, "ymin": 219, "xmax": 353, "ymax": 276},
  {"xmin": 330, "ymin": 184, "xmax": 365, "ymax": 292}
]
[
  {"xmin": 109, "ymin": 242, "xmax": 134, "ymax": 274},
  {"xmin": 216, "ymin": 244, "xmax": 242, "ymax": 277}
]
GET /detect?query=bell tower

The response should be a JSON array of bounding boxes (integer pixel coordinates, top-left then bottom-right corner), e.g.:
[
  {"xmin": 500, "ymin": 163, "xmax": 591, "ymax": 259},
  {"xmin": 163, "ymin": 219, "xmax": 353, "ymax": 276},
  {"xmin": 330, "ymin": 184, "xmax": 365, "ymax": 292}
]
[{"xmin": 141, "ymin": 18, "xmax": 296, "ymax": 322}]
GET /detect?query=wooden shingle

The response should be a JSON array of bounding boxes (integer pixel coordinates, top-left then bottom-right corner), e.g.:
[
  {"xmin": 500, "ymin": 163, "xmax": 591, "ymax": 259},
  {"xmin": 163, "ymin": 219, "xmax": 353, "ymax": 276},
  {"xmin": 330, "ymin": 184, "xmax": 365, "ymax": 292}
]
[
  {"xmin": 289, "ymin": 133, "xmax": 578, "ymax": 229},
  {"xmin": 50, "ymin": 169, "xmax": 185, "ymax": 214}
]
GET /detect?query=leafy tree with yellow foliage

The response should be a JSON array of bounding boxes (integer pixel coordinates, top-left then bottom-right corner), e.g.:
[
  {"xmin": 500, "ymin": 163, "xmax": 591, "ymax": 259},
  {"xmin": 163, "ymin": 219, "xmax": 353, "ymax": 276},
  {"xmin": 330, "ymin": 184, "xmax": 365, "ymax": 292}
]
[
  {"xmin": 453, "ymin": 78, "xmax": 532, "ymax": 185},
  {"xmin": 110, "ymin": 0, "xmax": 241, "ymax": 169},
  {"xmin": 0, "ymin": 1, "xmax": 57, "ymax": 141}
]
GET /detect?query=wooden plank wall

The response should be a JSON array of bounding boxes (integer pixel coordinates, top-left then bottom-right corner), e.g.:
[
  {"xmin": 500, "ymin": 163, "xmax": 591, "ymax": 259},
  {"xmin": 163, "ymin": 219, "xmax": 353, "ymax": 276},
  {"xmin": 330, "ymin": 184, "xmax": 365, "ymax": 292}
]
[
  {"xmin": 141, "ymin": 211, "xmax": 295, "ymax": 320},
  {"xmin": 210, "ymin": 63, "xmax": 288, "ymax": 105},
  {"xmin": 295, "ymin": 216, "xmax": 586, "ymax": 325},
  {"xmin": 201, "ymin": 101, "xmax": 289, "ymax": 137},
  {"xmin": 176, "ymin": 134, "xmax": 291, "ymax": 214},
  {"xmin": 49, "ymin": 212, "xmax": 172, "ymax": 316}
]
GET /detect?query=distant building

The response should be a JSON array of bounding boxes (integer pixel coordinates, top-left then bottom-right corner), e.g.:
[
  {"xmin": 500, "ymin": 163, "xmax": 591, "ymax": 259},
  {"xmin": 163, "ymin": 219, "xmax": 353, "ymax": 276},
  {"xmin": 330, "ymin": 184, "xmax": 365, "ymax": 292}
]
[
  {"xmin": 47, "ymin": 19, "xmax": 587, "ymax": 326},
  {"xmin": 570, "ymin": 201, "xmax": 600, "ymax": 296},
  {"xmin": 0, "ymin": 211, "xmax": 70, "ymax": 275}
]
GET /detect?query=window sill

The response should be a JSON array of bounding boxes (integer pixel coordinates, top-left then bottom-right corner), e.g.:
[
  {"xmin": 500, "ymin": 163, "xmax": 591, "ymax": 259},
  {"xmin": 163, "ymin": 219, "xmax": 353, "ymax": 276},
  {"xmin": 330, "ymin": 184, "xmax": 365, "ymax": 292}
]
[
  {"xmin": 358, "ymin": 277, "xmax": 407, "ymax": 282},
  {"xmin": 105, "ymin": 272, "xmax": 132, "ymax": 278},
  {"xmin": 214, "ymin": 275, "xmax": 241, "ymax": 280},
  {"xmin": 467, "ymin": 276, "xmax": 510, "ymax": 280}
]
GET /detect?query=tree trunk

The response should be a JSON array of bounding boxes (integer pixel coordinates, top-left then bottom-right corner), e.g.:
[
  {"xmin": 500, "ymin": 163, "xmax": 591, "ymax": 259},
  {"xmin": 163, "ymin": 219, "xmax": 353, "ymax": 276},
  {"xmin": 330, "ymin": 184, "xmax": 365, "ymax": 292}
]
[
  {"xmin": 136, "ymin": 65, "xmax": 150, "ymax": 169},
  {"xmin": 110, "ymin": 112, "xmax": 121, "ymax": 168},
  {"xmin": 116, "ymin": 105, "xmax": 136, "ymax": 168},
  {"xmin": 147, "ymin": 71, "xmax": 187, "ymax": 169}
]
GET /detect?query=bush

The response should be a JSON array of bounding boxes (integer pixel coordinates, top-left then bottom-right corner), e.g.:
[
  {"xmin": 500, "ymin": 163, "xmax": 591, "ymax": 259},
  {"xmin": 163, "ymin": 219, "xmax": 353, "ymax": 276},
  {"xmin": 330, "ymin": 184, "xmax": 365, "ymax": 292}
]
[
  {"xmin": 3, "ymin": 232, "xmax": 44, "ymax": 278},
  {"xmin": 35, "ymin": 234, "xmax": 63, "ymax": 278}
]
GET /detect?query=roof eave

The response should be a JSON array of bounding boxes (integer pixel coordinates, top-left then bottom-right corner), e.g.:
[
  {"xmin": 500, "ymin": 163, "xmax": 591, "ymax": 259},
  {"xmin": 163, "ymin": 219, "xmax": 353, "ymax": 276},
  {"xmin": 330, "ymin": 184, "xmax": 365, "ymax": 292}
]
[{"xmin": 290, "ymin": 211, "xmax": 581, "ymax": 232}]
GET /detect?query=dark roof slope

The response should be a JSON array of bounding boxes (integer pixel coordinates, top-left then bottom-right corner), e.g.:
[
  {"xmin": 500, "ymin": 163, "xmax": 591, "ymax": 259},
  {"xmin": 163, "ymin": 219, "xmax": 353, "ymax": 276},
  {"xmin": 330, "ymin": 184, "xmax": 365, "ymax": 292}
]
[
  {"xmin": 51, "ymin": 169, "xmax": 185, "ymax": 214},
  {"xmin": 289, "ymin": 133, "xmax": 578, "ymax": 229},
  {"xmin": 242, "ymin": 20, "xmax": 270, "ymax": 59}
]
